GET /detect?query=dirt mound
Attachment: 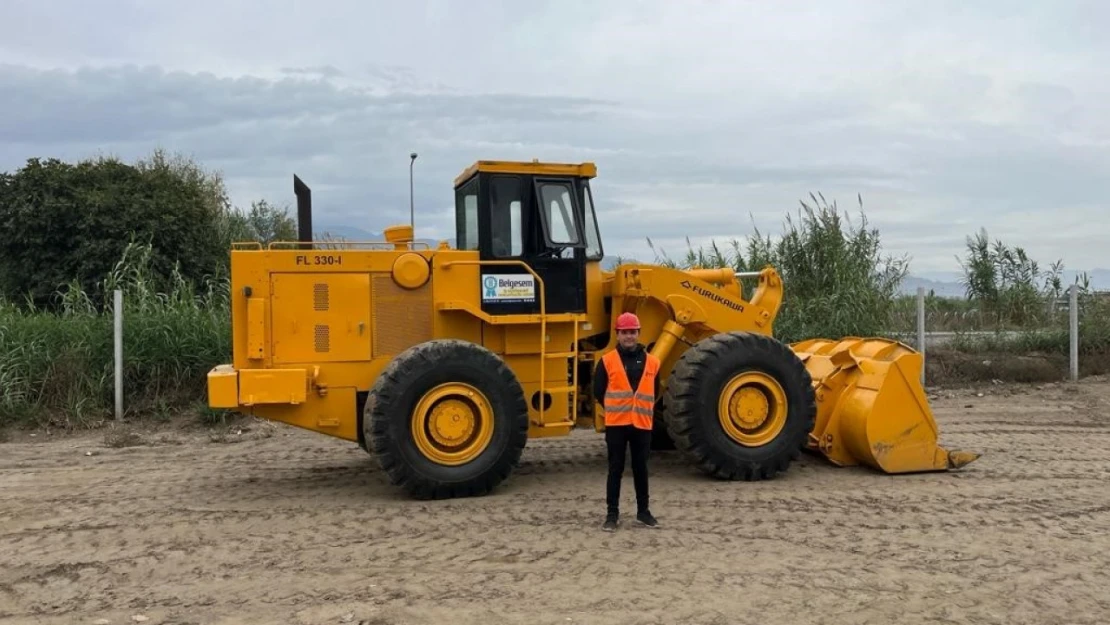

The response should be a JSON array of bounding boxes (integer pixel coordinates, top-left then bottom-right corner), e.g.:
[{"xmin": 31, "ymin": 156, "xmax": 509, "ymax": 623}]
[{"xmin": 926, "ymin": 347, "xmax": 1110, "ymax": 386}]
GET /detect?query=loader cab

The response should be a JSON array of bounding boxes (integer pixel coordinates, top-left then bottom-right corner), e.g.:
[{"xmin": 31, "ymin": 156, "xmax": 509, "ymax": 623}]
[{"xmin": 453, "ymin": 161, "xmax": 604, "ymax": 315}]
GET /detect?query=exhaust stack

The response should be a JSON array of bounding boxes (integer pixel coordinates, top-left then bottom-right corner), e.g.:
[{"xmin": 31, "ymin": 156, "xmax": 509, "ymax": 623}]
[{"xmin": 293, "ymin": 174, "xmax": 312, "ymax": 250}]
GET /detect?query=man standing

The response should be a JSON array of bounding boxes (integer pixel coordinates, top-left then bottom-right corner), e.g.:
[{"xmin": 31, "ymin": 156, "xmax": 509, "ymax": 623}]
[{"xmin": 593, "ymin": 311, "xmax": 660, "ymax": 531}]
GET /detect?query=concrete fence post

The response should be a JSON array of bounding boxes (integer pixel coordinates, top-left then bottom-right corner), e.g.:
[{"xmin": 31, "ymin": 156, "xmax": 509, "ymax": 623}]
[
  {"xmin": 114, "ymin": 289, "xmax": 123, "ymax": 419},
  {"xmin": 917, "ymin": 286, "xmax": 926, "ymax": 385},
  {"xmin": 1069, "ymin": 284, "xmax": 1079, "ymax": 382}
]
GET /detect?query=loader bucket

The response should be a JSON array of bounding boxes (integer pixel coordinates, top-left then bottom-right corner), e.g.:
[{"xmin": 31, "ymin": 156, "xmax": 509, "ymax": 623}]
[{"xmin": 790, "ymin": 337, "xmax": 979, "ymax": 474}]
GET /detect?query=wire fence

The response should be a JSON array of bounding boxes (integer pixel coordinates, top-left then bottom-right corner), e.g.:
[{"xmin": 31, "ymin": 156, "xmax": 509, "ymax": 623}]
[
  {"xmin": 882, "ymin": 284, "xmax": 1110, "ymax": 384},
  {"xmin": 16, "ymin": 280, "xmax": 1107, "ymax": 426}
]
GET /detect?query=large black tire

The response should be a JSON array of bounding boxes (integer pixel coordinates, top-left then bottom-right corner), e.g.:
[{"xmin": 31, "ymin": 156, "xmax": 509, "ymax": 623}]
[
  {"xmin": 661, "ymin": 331, "xmax": 816, "ymax": 480},
  {"xmin": 365, "ymin": 339, "xmax": 529, "ymax": 499}
]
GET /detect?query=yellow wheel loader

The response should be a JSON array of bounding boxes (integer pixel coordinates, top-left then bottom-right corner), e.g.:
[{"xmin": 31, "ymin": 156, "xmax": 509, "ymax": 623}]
[{"xmin": 207, "ymin": 159, "xmax": 978, "ymax": 499}]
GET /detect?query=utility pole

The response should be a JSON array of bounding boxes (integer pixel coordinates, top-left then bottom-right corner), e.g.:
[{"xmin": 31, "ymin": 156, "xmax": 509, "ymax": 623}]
[{"xmin": 409, "ymin": 152, "xmax": 418, "ymax": 232}]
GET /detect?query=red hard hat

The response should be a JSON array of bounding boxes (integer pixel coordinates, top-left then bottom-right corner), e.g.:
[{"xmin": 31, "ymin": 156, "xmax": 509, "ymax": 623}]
[{"xmin": 615, "ymin": 312, "xmax": 641, "ymax": 331}]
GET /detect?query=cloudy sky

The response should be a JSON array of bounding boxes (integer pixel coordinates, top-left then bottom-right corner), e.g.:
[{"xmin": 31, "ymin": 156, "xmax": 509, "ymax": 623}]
[{"xmin": 2, "ymin": 0, "xmax": 1108, "ymax": 279}]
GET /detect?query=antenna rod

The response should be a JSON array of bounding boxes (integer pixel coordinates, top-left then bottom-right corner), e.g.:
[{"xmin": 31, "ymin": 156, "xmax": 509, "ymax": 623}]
[{"xmin": 409, "ymin": 152, "xmax": 418, "ymax": 233}]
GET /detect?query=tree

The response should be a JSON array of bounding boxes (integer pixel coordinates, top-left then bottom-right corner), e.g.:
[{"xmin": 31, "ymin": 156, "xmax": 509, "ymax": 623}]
[
  {"xmin": 957, "ymin": 228, "xmax": 1055, "ymax": 328},
  {"xmin": 0, "ymin": 149, "xmax": 290, "ymax": 310},
  {"xmin": 649, "ymin": 193, "xmax": 909, "ymax": 342},
  {"xmin": 243, "ymin": 199, "xmax": 298, "ymax": 247}
]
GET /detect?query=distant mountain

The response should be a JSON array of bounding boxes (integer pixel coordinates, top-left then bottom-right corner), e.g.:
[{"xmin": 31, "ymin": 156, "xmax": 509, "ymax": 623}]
[
  {"xmin": 899, "ymin": 275, "xmax": 965, "ymax": 298},
  {"xmin": 308, "ymin": 229, "xmax": 1110, "ymax": 295},
  {"xmin": 899, "ymin": 269, "xmax": 1110, "ymax": 297},
  {"xmin": 314, "ymin": 224, "xmax": 379, "ymax": 241},
  {"xmin": 599, "ymin": 262, "xmax": 1106, "ymax": 298},
  {"xmin": 897, "ymin": 269, "xmax": 1110, "ymax": 298},
  {"xmin": 313, "ymin": 222, "xmax": 452, "ymax": 249}
]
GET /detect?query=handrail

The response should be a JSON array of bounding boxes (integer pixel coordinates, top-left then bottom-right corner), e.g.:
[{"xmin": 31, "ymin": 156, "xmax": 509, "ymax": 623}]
[
  {"xmin": 265, "ymin": 241, "xmax": 434, "ymax": 250},
  {"xmin": 229, "ymin": 241, "xmax": 436, "ymax": 251},
  {"xmin": 570, "ymin": 313, "xmax": 579, "ymax": 426},
  {"xmin": 441, "ymin": 260, "xmax": 550, "ymax": 425}
]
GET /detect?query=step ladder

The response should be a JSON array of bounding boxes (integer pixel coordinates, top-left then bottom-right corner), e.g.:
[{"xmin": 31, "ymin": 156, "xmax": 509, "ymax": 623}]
[{"xmin": 536, "ymin": 317, "xmax": 581, "ymax": 430}]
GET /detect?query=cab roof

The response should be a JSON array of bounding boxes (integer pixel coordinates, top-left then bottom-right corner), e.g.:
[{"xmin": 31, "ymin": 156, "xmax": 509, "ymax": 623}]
[{"xmin": 452, "ymin": 160, "xmax": 597, "ymax": 188}]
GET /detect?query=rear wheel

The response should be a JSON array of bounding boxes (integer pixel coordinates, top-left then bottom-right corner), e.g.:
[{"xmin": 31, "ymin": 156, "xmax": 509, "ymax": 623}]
[
  {"xmin": 365, "ymin": 339, "xmax": 529, "ymax": 499},
  {"xmin": 662, "ymin": 331, "xmax": 816, "ymax": 480}
]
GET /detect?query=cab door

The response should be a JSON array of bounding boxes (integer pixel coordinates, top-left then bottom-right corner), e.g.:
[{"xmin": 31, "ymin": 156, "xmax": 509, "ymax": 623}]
[
  {"xmin": 477, "ymin": 173, "xmax": 586, "ymax": 316},
  {"xmin": 527, "ymin": 176, "xmax": 587, "ymax": 314}
]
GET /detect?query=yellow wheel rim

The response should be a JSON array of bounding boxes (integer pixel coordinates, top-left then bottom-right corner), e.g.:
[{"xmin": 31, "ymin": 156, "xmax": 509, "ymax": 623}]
[
  {"xmin": 411, "ymin": 382, "xmax": 495, "ymax": 465},
  {"xmin": 717, "ymin": 371, "xmax": 788, "ymax": 447}
]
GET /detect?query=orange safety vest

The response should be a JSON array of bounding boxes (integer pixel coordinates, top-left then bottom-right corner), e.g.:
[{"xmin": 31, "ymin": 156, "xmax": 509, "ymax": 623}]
[{"xmin": 601, "ymin": 349, "xmax": 660, "ymax": 430}]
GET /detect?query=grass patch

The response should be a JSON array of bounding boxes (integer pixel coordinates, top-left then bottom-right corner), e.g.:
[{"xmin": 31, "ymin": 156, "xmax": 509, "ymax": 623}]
[{"xmin": 1, "ymin": 242, "xmax": 233, "ymax": 429}]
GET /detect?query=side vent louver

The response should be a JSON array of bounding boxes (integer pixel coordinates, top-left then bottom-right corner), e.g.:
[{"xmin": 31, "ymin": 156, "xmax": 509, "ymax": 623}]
[
  {"xmin": 314, "ymin": 324, "xmax": 330, "ymax": 352},
  {"xmin": 314, "ymin": 283, "xmax": 329, "ymax": 311}
]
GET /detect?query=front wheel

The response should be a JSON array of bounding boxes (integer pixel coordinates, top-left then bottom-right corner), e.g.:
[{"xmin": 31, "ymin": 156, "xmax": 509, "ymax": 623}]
[
  {"xmin": 662, "ymin": 331, "xmax": 816, "ymax": 480},
  {"xmin": 365, "ymin": 339, "xmax": 529, "ymax": 499}
]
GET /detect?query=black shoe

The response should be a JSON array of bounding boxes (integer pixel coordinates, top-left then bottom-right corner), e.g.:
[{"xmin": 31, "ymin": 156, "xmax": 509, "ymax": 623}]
[
  {"xmin": 636, "ymin": 510, "xmax": 658, "ymax": 528},
  {"xmin": 602, "ymin": 515, "xmax": 618, "ymax": 532}
]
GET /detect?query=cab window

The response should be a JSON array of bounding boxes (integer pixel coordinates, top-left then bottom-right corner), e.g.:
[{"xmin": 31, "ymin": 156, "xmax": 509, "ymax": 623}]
[
  {"xmin": 455, "ymin": 178, "xmax": 479, "ymax": 250},
  {"xmin": 581, "ymin": 184, "xmax": 603, "ymax": 260},
  {"xmin": 536, "ymin": 179, "xmax": 581, "ymax": 245},
  {"xmin": 490, "ymin": 175, "xmax": 522, "ymax": 257}
]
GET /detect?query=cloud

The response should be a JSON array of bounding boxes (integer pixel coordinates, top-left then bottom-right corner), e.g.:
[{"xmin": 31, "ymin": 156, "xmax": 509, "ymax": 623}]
[{"xmin": 0, "ymin": 0, "xmax": 1108, "ymax": 277}]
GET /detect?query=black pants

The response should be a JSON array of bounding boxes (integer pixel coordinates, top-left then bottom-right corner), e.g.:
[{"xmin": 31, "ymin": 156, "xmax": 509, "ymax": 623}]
[{"xmin": 605, "ymin": 424, "xmax": 651, "ymax": 515}]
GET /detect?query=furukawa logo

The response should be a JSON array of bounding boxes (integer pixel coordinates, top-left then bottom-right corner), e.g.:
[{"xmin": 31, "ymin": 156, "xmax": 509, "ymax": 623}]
[{"xmin": 679, "ymin": 280, "xmax": 745, "ymax": 312}]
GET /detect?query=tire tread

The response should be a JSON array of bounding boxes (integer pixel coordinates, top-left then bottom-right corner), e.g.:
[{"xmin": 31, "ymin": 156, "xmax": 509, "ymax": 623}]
[
  {"xmin": 364, "ymin": 339, "xmax": 529, "ymax": 499},
  {"xmin": 661, "ymin": 331, "xmax": 816, "ymax": 481}
]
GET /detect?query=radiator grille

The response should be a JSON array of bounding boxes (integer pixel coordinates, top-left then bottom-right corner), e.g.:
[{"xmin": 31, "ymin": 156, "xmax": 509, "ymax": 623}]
[
  {"xmin": 313, "ymin": 283, "xmax": 329, "ymax": 311},
  {"xmin": 372, "ymin": 275, "xmax": 432, "ymax": 358},
  {"xmin": 314, "ymin": 324, "xmax": 330, "ymax": 352}
]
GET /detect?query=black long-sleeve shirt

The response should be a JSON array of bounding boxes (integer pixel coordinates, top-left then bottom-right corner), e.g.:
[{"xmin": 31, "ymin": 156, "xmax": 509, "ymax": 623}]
[{"xmin": 592, "ymin": 343, "xmax": 660, "ymax": 406}]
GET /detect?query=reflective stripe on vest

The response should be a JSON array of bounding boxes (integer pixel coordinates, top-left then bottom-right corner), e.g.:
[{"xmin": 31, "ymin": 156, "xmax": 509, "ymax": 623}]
[{"xmin": 602, "ymin": 348, "xmax": 660, "ymax": 431}]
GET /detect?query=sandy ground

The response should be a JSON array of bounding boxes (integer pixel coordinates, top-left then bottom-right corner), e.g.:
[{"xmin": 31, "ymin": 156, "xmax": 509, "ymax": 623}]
[{"xmin": 2, "ymin": 377, "xmax": 1109, "ymax": 625}]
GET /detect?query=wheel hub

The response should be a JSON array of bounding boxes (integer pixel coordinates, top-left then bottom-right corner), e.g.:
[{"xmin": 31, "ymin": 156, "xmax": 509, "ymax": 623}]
[
  {"xmin": 730, "ymin": 387, "xmax": 770, "ymax": 429},
  {"xmin": 429, "ymin": 399, "xmax": 476, "ymax": 446},
  {"xmin": 411, "ymin": 383, "xmax": 495, "ymax": 465},
  {"xmin": 718, "ymin": 371, "xmax": 788, "ymax": 447}
]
